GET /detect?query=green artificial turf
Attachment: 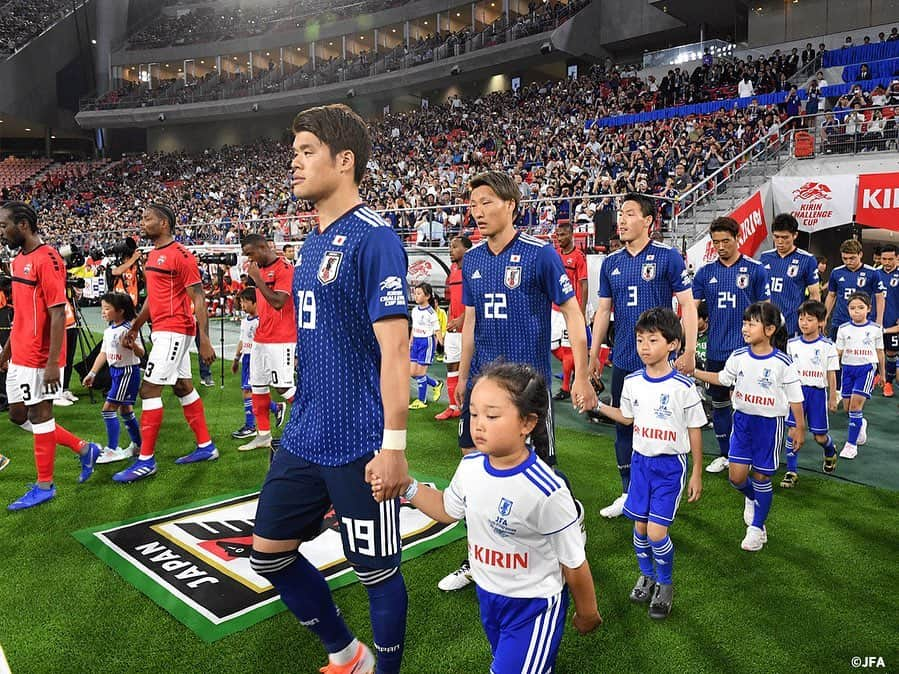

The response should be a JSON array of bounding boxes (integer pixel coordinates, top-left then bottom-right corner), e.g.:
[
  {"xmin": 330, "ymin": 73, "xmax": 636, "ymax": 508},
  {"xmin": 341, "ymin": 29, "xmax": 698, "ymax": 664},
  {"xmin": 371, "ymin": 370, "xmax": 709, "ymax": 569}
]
[{"xmin": 0, "ymin": 353, "xmax": 897, "ymax": 673}]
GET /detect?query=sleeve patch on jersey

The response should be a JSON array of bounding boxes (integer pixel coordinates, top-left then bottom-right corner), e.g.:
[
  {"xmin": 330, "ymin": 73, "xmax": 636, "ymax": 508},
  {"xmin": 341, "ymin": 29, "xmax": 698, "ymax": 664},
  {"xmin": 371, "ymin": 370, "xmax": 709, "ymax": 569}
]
[{"xmin": 378, "ymin": 275, "xmax": 406, "ymax": 307}]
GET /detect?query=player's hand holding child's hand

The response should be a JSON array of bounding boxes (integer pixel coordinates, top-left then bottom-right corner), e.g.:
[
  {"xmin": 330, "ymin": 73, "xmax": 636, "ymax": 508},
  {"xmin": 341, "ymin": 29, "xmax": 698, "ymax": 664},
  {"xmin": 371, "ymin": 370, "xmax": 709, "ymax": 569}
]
[{"xmin": 572, "ymin": 611, "xmax": 602, "ymax": 635}]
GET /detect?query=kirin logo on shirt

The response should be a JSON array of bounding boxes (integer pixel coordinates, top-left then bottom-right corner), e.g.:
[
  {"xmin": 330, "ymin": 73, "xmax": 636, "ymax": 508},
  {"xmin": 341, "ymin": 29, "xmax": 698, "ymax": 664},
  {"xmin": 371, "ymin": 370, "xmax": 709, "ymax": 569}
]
[
  {"xmin": 641, "ymin": 263, "xmax": 656, "ymax": 281},
  {"xmin": 654, "ymin": 393, "xmax": 672, "ymax": 420},
  {"xmin": 736, "ymin": 273, "xmax": 749, "ymax": 289},
  {"xmin": 757, "ymin": 368, "xmax": 773, "ymax": 389},
  {"xmin": 504, "ymin": 266, "xmax": 521, "ymax": 289},
  {"xmin": 317, "ymin": 251, "xmax": 343, "ymax": 285},
  {"xmin": 498, "ymin": 498, "xmax": 513, "ymax": 517}
]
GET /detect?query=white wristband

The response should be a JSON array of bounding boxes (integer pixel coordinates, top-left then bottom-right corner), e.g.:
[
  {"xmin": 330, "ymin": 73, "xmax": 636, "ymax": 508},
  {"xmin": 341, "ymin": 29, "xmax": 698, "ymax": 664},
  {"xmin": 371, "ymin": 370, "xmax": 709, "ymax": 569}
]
[
  {"xmin": 403, "ymin": 479, "xmax": 419, "ymax": 501},
  {"xmin": 381, "ymin": 429, "xmax": 407, "ymax": 451}
]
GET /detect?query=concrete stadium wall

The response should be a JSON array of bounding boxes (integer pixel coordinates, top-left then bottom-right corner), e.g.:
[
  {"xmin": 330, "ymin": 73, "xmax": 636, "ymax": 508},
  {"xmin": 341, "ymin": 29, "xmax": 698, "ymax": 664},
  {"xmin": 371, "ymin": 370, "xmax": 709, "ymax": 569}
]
[{"xmin": 748, "ymin": 0, "xmax": 899, "ymax": 46}]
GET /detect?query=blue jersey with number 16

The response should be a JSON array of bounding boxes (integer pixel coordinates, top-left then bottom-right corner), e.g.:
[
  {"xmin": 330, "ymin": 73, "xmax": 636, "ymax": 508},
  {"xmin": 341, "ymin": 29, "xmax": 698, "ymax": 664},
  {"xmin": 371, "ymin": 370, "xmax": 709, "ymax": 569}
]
[
  {"xmin": 283, "ymin": 205, "xmax": 409, "ymax": 467},
  {"xmin": 462, "ymin": 232, "xmax": 574, "ymax": 386}
]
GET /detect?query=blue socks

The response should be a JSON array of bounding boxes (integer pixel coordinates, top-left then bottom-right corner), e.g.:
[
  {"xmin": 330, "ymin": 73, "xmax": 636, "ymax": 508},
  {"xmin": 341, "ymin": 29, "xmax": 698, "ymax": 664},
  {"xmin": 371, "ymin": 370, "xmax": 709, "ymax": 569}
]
[
  {"xmin": 415, "ymin": 376, "xmax": 428, "ymax": 402},
  {"xmin": 650, "ymin": 536, "xmax": 675, "ymax": 585},
  {"xmin": 102, "ymin": 411, "xmax": 119, "ymax": 449},
  {"xmin": 121, "ymin": 411, "xmax": 141, "ymax": 447},
  {"xmin": 731, "ymin": 478, "xmax": 756, "ymax": 501},
  {"xmin": 847, "ymin": 411, "xmax": 863, "ymax": 445},
  {"xmin": 242, "ymin": 398, "xmax": 254, "ymax": 427},
  {"xmin": 614, "ymin": 423, "xmax": 633, "ymax": 492},
  {"xmin": 364, "ymin": 572, "xmax": 407, "ymax": 674},
  {"xmin": 633, "ymin": 529, "xmax": 654, "ymax": 578},
  {"xmin": 712, "ymin": 404, "xmax": 732, "ymax": 457},
  {"xmin": 785, "ymin": 436, "xmax": 798, "ymax": 473},
  {"xmin": 751, "ymin": 479, "xmax": 773, "ymax": 528},
  {"xmin": 818, "ymin": 434, "xmax": 836, "ymax": 458},
  {"xmin": 886, "ymin": 355, "xmax": 896, "ymax": 383},
  {"xmin": 269, "ymin": 401, "xmax": 279, "ymax": 413},
  {"xmin": 254, "ymin": 552, "xmax": 354, "ymax": 654}
]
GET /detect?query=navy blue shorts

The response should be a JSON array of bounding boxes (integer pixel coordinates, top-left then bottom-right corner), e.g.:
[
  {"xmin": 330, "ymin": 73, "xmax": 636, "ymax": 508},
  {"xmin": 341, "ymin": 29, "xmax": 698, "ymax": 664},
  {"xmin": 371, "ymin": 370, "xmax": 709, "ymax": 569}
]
[
  {"xmin": 253, "ymin": 450, "xmax": 402, "ymax": 569},
  {"xmin": 476, "ymin": 585, "xmax": 569, "ymax": 674},
  {"xmin": 841, "ymin": 363, "xmax": 876, "ymax": 399},
  {"xmin": 623, "ymin": 452, "xmax": 688, "ymax": 526},
  {"xmin": 787, "ymin": 385, "xmax": 829, "ymax": 434},
  {"xmin": 410, "ymin": 336, "xmax": 436, "ymax": 366},
  {"xmin": 240, "ymin": 353, "xmax": 251, "ymax": 391},
  {"xmin": 459, "ymin": 389, "xmax": 556, "ymax": 465},
  {"xmin": 885, "ymin": 333, "xmax": 899, "ymax": 352},
  {"xmin": 729, "ymin": 410, "xmax": 783, "ymax": 475},
  {"xmin": 107, "ymin": 365, "xmax": 141, "ymax": 405}
]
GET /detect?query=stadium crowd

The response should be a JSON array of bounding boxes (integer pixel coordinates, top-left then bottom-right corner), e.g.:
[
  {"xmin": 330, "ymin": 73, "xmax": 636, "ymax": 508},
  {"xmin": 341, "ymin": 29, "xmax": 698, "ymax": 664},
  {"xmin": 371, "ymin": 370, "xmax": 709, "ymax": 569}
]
[{"xmin": 0, "ymin": 0, "xmax": 72, "ymax": 57}]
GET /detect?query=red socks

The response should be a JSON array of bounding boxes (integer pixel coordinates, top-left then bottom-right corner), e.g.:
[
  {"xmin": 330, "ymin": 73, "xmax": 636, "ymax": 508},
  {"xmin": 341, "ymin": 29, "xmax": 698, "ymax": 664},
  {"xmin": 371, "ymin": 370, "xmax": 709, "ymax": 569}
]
[
  {"xmin": 55, "ymin": 423, "xmax": 84, "ymax": 454},
  {"xmin": 32, "ymin": 420, "xmax": 57, "ymax": 483},
  {"xmin": 252, "ymin": 392, "xmax": 273, "ymax": 432},
  {"xmin": 446, "ymin": 372, "xmax": 459, "ymax": 409},
  {"xmin": 181, "ymin": 392, "xmax": 212, "ymax": 446}
]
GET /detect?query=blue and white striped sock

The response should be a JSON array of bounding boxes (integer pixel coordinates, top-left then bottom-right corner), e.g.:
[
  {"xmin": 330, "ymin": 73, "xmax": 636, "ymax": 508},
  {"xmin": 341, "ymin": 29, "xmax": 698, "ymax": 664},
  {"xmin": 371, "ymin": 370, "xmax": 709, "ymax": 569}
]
[
  {"xmin": 650, "ymin": 536, "xmax": 675, "ymax": 585},
  {"xmin": 751, "ymin": 479, "xmax": 774, "ymax": 528},
  {"xmin": 633, "ymin": 529, "xmax": 655, "ymax": 578},
  {"xmin": 102, "ymin": 410, "xmax": 120, "ymax": 449}
]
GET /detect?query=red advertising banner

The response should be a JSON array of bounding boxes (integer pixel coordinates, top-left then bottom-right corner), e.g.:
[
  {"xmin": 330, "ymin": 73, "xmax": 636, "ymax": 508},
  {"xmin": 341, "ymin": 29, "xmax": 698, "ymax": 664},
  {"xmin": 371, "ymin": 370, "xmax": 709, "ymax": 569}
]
[
  {"xmin": 687, "ymin": 190, "xmax": 768, "ymax": 268},
  {"xmin": 856, "ymin": 172, "xmax": 899, "ymax": 232}
]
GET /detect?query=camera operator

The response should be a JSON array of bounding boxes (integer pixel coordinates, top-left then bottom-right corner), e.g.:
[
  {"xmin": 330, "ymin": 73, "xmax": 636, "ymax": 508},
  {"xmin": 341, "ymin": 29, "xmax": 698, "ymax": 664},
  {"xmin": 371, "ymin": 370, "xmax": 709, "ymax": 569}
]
[
  {"xmin": 57, "ymin": 281, "xmax": 82, "ymax": 406},
  {"xmin": 110, "ymin": 244, "xmax": 143, "ymax": 309}
]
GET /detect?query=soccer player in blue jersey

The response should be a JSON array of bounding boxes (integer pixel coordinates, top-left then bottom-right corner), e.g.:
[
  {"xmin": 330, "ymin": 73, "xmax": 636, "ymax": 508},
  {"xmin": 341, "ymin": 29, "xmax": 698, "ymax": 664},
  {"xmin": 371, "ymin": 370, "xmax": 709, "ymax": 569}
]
[
  {"xmin": 824, "ymin": 238, "xmax": 885, "ymax": 339},
  {"xmin": 249, "ymin": 105, "xmax": 411, "ymax": 674},
  {"xmin": 878, "ymin": 244, "xmax": 899, "ymax": 397},
  {"xmin": 759, "ymin": 213, "xmax": 820, "ymax": 336},
  {"xmin": 586, "ymin": 193, "xmax": 697, "ymax": 519},
  {"xmin": 692, "ymin": 217, "xmax": 771, "ymax": 474},
  {"xmin": 438, "ymin": 170, "xmax": 596, "ymax": 591}
]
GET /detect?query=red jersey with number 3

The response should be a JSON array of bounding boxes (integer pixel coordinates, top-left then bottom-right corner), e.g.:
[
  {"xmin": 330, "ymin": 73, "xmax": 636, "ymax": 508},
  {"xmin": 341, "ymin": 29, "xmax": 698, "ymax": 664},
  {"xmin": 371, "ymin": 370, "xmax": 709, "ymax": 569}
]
[
  {"xmin": 145, "ymin": 241, "xmax": 201, "ymax": 335},
  {"xmin": 447, "ymin": 262, "xmax": 464, "ymax": 327},
  {"xmin": 11, "ymin": 244, "xmax": 67, "ymax": 367},
  {"xmin": 254, "ymin": 257, "xmax": 297, "ymax": 343}
]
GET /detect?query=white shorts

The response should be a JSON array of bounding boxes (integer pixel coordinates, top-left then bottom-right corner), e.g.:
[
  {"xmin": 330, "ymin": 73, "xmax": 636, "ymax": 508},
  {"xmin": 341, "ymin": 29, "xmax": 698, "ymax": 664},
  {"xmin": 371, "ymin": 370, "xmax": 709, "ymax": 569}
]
[
  {"xmin": 550, "ymin": 309, "xmax": 570, "ymax": 350},
  {"xmin": 144, "ymin": 331, "xmax": 193, "ymax": 385},
  {"xmin": 5, "ymin": 363, "xmax": 61, "ymax": 406},
  {"xmin": 444, "ymin": 332, "xmax": 462, "ymax": 364},
  {"xmin": 250, "ymin": 342, "xmax": 296, "ymax": 388}
]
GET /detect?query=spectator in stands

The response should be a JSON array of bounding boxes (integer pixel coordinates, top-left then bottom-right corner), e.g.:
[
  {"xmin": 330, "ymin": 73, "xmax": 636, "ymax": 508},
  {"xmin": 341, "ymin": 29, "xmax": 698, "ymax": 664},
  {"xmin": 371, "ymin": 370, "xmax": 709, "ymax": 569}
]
[
  {"xmin": 889, "ymin": 27, "xmax": 899, "ymax": 41},
  {"xmin": 858, "ymin": 64, "xmax": 872, "ymax": 81},
  {"xmin": 804, "ymin": 80, "xmax": 821, "ymax": 117},
  {"xmin": 738, "ymin": 73, "xmax": 754, "ymax": 99},
  {"xmin": 801, "ymin": 43, "xmax": 815, "ymax": 67},
  {"xmin": 863, "ymin": 109, "xmax": 886, "ymax": 151},
  {"xmin": 844, "ymin": 104, "xmax": 867, "ymax": 151}
]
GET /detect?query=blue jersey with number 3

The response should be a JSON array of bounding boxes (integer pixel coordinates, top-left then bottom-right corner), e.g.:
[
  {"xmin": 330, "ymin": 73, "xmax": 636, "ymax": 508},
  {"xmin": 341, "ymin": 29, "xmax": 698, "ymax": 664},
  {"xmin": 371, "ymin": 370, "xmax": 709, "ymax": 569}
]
[
  {"xmin": 692, "ymin": 254, "xmax": 771, "ymax": 361},
  {"xmin": 283, "ymin": 205, "xmax": 409, "ymax": 467},
  {"xmin": 462, "ymin": 232, "xmax": 574, "ymax": 385},
  {"xmin": 598, "ymin": 241, "xmax": 691, "ymax": 372}
]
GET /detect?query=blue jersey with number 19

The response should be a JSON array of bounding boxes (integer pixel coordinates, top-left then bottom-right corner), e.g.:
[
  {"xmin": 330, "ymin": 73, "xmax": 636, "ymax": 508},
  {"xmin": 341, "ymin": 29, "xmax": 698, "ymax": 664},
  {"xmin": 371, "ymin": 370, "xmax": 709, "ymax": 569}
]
[
  {"xmin": 283, "ymin": 205, "xmax": 409, "ymax": 467},
  {"xmin": 598, "ymin": 241, "xmax": 691, "ymax": 372},
  {"xmin": 462, "ymin": 232, "xmax": 574, "ymax": 385},
  {"xmin": 692, "ymin": 254, "xmax": 771, "ymax": 361}
]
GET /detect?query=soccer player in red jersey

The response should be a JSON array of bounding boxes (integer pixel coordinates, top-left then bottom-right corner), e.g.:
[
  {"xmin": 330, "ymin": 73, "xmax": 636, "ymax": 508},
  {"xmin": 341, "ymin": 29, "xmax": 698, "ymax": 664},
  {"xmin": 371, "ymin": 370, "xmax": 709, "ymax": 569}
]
[
  {"xmin": 113, "ymin": 203, "xmax": 217, "ymax": 483},
  {"xmin": 236, "ymin": 234, "xmax": 297, "ymax": 451},
  {"xmin": 0, "ymin": 201, "xmax": 102, "ymax": 511},
  {"xmin": 551, "ymin": 222, "xmax": 589, "ymax": 401},
  {"xmin": 435, "ymin": 235, "xmax": 472, "ymax": 420}
]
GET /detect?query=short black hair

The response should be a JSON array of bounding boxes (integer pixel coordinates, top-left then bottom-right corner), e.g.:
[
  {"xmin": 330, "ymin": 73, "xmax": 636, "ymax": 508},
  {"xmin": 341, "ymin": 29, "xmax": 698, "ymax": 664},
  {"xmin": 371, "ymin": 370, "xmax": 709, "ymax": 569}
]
[
  {"xmin": 880, "ymin": 243, "xmax": 898, "ymax": 255},
  {"xmin": 696, "ymin": 300, "xmax": 709, "ymax": 321},
  {"xmin": 798, "ymin": 300, "xmax": 826, "ymax": 321},
  {"xmin": 99, "ymin": 291, "xmax": 137, "ymax": 321},
  {"xmin": 771, "ymin": 213, "xmax": 799, "ymax": 234},
  {"xmin": 0, "ymin": 200, "xmax": 38, "ymax": 232},
  {"xmin": 635, "ymin": 307, "xmax": 682, "ymax": 344},
  {"xmin": 452, "ymin": 235, "xmax": 473, "ymax": 250},
  {"xmin": 238, "ymin": 287, "xmax": 257, "ymax": 302},
  {"xmin": 847, "ymin": 291, "xmax": 871, "ymax": 308},
  {"xmin": 241, "ymin": 233, "xmax": 267, "ymax": 248},
  {"xmin": 622, "ymin": 193, "xmax": 655, "ymax": 220}
]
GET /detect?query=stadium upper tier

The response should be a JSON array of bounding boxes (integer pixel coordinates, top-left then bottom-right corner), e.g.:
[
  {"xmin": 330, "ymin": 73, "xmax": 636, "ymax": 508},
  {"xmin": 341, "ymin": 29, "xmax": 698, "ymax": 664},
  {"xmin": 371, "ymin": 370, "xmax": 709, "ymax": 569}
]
[
  {"xmin": 0, "ymin": 0, "xmax": 76, "ymax": 58},
  {"xmin": 126, "ymin": 0, "xmax": 412, "ymax": 50}
]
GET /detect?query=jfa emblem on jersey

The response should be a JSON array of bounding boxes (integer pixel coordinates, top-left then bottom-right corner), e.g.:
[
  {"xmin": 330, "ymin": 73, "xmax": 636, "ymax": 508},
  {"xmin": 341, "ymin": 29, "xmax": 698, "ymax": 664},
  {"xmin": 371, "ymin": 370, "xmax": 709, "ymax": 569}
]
[
  {"xmin": 654, "ymin": 393, "xmax": 672, "ymax": 420},
  {"xmin": 891, "ymin": 277, "xmax": 899, "ymax": 288},
  {"xmin": 758, "ymin": 368, "xmax": 773, "ymax": 389},
  {"xmin": 857, "ymin": 274, "xmax": 867, "ymax": 287},
  {"xmin": 863, "ymin": 331, "xmax": 873, "ymax": 346},
  {"xmin": 504, "ymin": 266, "xmax": 521, "ymax": 289},
  {"xmin": 811, "ymin": 349, "xmax": 821, "ymax": 365},
  {"xmin": 787, "ymin": 264, "xmax": 799, "ymax": 278},
  {"xmin": 641, "ymin": 263, "xmax": 656, "ymax": 281},
  {"xmin": 498, "ymin": 498, "xmax": 513, "ymax": 516},
  {"xmin": 736, "ymin": 273, "xmax": 749, "ymax": 289},
  {"xmin": 317, "ymin": 251, "xmax": 343, "ymax": 285}
]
